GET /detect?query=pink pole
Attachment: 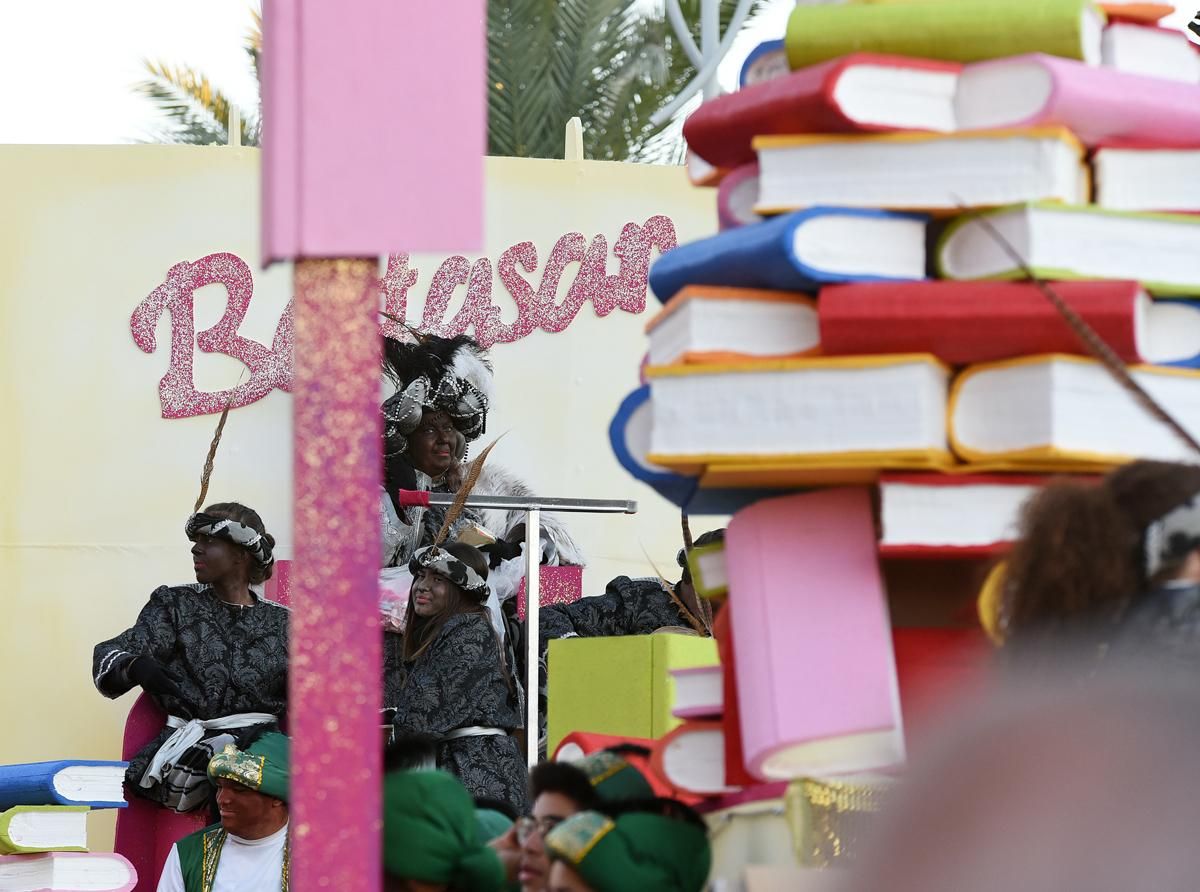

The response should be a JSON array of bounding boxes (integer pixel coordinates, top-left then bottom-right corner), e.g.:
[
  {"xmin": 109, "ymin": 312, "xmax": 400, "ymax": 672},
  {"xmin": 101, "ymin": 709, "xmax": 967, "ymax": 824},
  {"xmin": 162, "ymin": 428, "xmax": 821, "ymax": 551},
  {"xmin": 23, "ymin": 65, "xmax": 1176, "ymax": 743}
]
[{"xmin": 290, "ymin": 258, "xmax": 381, "ymax": 891}]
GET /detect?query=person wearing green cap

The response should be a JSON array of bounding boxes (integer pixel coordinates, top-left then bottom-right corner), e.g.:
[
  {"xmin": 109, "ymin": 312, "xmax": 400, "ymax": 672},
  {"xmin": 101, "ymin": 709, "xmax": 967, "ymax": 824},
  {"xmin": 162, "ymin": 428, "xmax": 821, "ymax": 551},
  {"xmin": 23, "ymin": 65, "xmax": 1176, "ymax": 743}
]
[
  {"xmin": 155, "ymin": 731, "xmax": 290, "ymax": 892},
  {"xmin": 544, "ymin": 804, "xmax": 712, "ymax": 892},
  {"xmin": 384, "ymin": 769, "xmax": 506, "ymax": 892}
]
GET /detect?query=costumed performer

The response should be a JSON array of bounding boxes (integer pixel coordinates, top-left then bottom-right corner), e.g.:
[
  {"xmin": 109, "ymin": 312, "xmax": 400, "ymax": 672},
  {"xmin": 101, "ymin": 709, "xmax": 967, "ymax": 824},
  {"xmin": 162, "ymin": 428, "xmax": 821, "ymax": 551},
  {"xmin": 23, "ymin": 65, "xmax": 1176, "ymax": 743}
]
[
  {"xmin": 392, "ymin": 541, "xmax": 530, "ymax": 814},
  {"xmin": 156, "ymin": 731, "xmax": 290, "ymax": 892},
  {"xmin": 544, "ymin": 800, "xmax": 712, "ymax": 892},
  {"xmin": 383, "ymin": 770, "xmax": 506, "ymax": 892},
  {"xmin": 93, "ymin": 502, "xmax": 286, "ymax": 812},
  {"xmin": 1000, "ymin": 460, "xmax": 1200, "ymax": 664}
]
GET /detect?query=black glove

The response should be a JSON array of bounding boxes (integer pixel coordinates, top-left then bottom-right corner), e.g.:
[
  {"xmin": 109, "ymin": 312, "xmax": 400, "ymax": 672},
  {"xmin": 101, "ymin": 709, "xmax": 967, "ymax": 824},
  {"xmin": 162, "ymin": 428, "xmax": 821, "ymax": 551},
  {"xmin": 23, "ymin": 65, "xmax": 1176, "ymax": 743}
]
[
  {"xmin": 480, "ymin": 538, "xmax": 523, "ymax": 569},
  {"xmin": 127, "ymin": 656, "xmax": 185, "ymax": 699}
]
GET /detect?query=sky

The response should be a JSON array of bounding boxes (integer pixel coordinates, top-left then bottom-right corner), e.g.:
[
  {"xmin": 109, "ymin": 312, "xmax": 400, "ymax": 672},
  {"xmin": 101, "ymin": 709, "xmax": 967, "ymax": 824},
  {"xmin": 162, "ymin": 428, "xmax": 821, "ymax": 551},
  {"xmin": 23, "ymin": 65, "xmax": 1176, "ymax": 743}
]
[{"xmin": 0, "ymin": 1, "xmax": 1193, "ymax": 145}]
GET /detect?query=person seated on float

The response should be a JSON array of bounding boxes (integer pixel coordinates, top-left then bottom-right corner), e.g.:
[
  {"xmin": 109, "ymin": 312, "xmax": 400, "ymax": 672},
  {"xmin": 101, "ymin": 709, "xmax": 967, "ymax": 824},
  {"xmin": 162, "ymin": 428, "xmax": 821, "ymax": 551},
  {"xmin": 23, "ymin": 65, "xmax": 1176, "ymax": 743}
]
[
  {"xmin": 383, "ymin": 770, "xmax": 506, "ymax": 892},
  {"xmin": 155, "ymin": 731, "xmax": 290, "ymax": 892},
  {"xmin": 543, "ymin": 797, "xmax": 712, "ymax": 892},
  {"xmin": 92, "ymin": 502, "xmax": 286, "ymax": 813},
  {"xmin": 392, "ymin": 542, "xmax": 529, "ymax": 815},
  {"xmin": 1000, "ymin": 460, "xmax": 1200, "ymax": 665}
]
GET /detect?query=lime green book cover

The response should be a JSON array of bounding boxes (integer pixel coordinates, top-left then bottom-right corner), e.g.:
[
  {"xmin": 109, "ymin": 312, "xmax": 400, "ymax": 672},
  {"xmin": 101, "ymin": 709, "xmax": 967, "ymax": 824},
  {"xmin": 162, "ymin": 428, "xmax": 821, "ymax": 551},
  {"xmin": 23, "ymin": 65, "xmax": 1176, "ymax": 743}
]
[
  {"xmin": 547, "ymin": 634, "xmax": 719, "ymax": 755},
  {"xmin": 786, "ymin": 0, "xmax": 1100, "ymax": 69}
]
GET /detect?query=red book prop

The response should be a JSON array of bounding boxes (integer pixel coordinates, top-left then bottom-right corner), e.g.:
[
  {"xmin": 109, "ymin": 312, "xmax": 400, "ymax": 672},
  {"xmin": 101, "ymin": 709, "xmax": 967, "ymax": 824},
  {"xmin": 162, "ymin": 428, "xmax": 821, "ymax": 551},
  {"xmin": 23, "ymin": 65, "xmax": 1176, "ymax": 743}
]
[
  {"xmin": 649, "ymin": 720, "xmax": 740, "ymax": 797},
  {"xmin": 818, "ymin": 280, "xmax": 1200, "ymax": 367},
  {"xmin": 713, "ymin": 608, "xmax": 758, "ymax": 788},
  {"xmin": 878, "ymin": 473, "xmax": 1049, "ymax": 557},
  {"xmin": 684, "ymin": 53, "xmax": 961, "ymax": 169}
]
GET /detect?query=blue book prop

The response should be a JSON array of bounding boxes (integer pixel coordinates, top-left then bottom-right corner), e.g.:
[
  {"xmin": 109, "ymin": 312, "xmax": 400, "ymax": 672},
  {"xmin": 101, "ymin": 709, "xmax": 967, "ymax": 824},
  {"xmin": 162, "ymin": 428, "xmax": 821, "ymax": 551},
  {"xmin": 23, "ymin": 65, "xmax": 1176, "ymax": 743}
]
[
  {"xmin": 0, "ymin": 761, "xmax": 128, "ymax": 810},
  {"xmin": 608, "ymin": 385, "xmax": 788, "ymax": 514},
  {"xmin": 739, "ymin": 38, "xmax": 788, "ymax": 88},
  {"xmin": 647, "ymin": 207, "xmax": 928, "ymax": 303}
]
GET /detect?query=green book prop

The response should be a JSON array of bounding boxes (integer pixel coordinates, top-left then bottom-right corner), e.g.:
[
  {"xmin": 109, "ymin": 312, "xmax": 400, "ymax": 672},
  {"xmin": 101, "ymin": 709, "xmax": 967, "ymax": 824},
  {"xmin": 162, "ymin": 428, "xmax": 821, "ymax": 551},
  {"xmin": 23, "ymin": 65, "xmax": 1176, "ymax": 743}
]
[
  {"xmin": 547, "ymin": 634, "xmax": 719, "ymax": 754},
  {"xmin": 785, "ymin": 0, "xmax": 1104, "ymax": 69},
  {"xmin": 0, "ymin": 805, "xmax": 89, "ymax": 854}
]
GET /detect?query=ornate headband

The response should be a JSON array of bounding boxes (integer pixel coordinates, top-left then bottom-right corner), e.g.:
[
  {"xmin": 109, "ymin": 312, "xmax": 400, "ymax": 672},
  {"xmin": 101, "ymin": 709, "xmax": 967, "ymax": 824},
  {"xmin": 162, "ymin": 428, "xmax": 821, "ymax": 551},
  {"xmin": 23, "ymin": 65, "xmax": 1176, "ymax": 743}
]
[
  {"xmin": 408, "ymin": 545, "xmax": 489, "ymax": 600},
  {"xmin": 185, "ymin": 513, "xmax": 274, "ymax": 571},
  {"xmin": 1143, "ymin": 491, "xmax": 1200, "ymax": 580}
]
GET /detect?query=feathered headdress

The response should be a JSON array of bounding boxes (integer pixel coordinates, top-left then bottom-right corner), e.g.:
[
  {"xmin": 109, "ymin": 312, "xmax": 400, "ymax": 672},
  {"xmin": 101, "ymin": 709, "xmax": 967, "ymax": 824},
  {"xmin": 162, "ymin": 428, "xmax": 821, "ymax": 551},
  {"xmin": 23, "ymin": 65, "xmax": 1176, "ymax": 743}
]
[{"xmin": 380, "ymin": 328, "xmax": 495, "ymax": 455}]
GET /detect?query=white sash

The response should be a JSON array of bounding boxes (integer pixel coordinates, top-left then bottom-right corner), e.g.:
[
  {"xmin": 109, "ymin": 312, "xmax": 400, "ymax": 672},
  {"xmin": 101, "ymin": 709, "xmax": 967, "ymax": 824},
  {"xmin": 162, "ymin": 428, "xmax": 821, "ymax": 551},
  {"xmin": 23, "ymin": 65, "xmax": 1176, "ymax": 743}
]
[{"xmin": 140, "ymin": 712, "xmax": 277, "ymax": 788}]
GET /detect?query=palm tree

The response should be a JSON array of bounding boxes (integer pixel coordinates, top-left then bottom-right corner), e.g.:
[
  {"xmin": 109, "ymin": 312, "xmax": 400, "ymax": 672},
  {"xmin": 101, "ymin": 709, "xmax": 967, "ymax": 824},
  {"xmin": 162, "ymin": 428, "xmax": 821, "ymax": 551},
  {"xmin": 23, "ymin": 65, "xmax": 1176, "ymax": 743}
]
[{"xmin": 137, "ymin": 2, "xmax": 765, "ymax": 160}]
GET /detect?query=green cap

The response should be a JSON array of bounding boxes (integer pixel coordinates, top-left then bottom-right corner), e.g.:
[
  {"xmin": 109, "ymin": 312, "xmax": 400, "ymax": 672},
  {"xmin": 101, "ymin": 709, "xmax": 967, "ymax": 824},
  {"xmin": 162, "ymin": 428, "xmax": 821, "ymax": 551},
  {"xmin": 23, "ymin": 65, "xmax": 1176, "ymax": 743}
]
[
  {"xmin": 383, "ymin": 770, "xmax": 504, "ymax": 891},
  {"xmin": 475, "ymin": 807, "xmax": 514, "ymax": 843},
  {"xmin": 207, "ymin": 732, "xmax": 289, "ymax": 802},
  {"xmin": 573, "ymin": 751, "xmax": 654, "ymax": 802},
  {"xmin": 546, "ymin": 810, "xmax": 712, "ymax": 892}
]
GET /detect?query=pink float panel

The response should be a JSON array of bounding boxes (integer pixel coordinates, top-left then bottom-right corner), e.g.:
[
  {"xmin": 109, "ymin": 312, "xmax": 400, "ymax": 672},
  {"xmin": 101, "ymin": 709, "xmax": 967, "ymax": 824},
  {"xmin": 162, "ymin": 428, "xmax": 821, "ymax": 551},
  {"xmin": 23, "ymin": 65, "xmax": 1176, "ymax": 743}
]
[
  {"xmin": 261, "ymin": 0, "xmax": 486, "ymax": 262},
  {"xmin": 515, "ymin": 565, "xmax": 583, "ymax": 621},
  {"xmin": 290, "ymin": 260, "xmax": 382, "ymax": 892}
]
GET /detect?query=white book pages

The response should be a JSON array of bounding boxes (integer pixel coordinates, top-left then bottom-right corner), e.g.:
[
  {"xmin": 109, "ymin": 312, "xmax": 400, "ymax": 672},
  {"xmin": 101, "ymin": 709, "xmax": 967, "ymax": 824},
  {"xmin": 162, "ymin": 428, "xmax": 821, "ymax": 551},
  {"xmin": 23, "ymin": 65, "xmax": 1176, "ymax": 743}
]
[
  {"xmin": 8, "ymin": 811, "xmax": 87, "ymax": 850},
  {"xmin": 880, "ymin": 481, "xmax": 1039, "ymax": 549},
  {"xmin": 833, "ymin": 64, "xmax": 958, "ymax": 131},
  {"xmin": 649, "ymin": 359, "xmax": 948, "ymax": 460},
  {"xmin": 1095, "ymin": 148, "xmax": 1200, "ymax": 212},
  {"xmin": 755, "ymin": 131, "xmax": 1084, "ymax": 212},
  {"xmin": 51, "ymin": 767, "xmax": 124, "ymax": 805},
  {"xmin": 952, "ymin": 357, "xmax": 1200, "ymax": 462},
  {"xmin": 672, "ymin": 667, "xmax": 723, "ymax": 716},
  {"xmin": 661, "ymin": 727, "xmax": 737, "ymax": 794},
  {"xmin": 791, "ymin": 213, "xmax": 927, "ymax": 280},
  {"xmin": 940, "ymin": 205, "xmax": 1200, "ymax": 294},
  {"xmin": 1101, "ymin": 23, "xmax": 1200, "ymax": 84},
  {"xmin": 647, "ymin": 296, "xmax": 819, "ymax": 366}
]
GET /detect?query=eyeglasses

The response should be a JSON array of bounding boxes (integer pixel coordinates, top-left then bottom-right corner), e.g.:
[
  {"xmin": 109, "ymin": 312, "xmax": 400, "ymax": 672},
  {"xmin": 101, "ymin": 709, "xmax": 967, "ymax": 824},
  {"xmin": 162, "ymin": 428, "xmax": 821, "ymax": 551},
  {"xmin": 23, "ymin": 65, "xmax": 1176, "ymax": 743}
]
[{"xmin": 515, "ymin": 815, "xmax": 563, "ymax": 843}]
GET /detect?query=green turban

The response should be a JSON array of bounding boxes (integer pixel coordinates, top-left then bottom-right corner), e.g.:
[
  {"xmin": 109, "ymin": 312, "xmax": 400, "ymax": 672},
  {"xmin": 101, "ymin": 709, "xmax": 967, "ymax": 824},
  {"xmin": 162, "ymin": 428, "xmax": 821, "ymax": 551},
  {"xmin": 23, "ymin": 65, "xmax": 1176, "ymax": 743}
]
[
  {"xmin": 572, "ymin": 751, "xmax": 654, "ymax": 802},
  {"xmin": 546, "ymin": 810, "xmax": 712, "ymax": 892},
  {"xmin": 207, "ymin": 732, "xmax": 289, "ymax": 802},
  {"xmin": 383, "ymin": 771, "xmax": 504, "ymax": 891},
  {"xmin": 475, "ymin": 807, "xmax": 514, "ymax": 843}
]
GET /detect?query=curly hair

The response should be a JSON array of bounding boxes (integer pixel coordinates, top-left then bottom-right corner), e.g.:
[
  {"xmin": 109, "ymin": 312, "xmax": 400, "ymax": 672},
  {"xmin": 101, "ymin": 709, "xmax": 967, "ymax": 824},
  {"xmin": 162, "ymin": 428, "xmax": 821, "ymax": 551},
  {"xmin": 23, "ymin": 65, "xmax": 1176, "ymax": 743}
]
[{"xmin": 1002, "ymin": 461, "xmax": 1200, "ymax": 645}]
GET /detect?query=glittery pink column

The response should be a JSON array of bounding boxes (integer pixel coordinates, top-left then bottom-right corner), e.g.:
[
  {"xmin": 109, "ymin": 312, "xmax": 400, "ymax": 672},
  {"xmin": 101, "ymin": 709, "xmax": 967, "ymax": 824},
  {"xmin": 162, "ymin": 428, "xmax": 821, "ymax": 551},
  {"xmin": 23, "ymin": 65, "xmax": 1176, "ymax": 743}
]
[{"xmin": 291, "ymin": 258, "xmax": 381, "ymax": 891}]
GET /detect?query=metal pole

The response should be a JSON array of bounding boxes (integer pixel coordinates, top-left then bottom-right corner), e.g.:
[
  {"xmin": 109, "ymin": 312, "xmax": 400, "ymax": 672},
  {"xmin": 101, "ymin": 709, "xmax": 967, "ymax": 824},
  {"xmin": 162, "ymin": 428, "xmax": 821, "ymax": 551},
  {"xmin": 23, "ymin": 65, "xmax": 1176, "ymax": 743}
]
[{"xmin": 524, "ymin": 508, "xmax": 541, "ymax": 768}]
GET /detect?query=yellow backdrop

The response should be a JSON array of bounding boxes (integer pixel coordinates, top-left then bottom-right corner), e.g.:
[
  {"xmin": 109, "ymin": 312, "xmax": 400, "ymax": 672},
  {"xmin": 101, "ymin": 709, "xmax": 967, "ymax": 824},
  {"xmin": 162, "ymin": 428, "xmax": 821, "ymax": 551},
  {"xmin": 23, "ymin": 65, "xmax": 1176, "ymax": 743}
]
[{"xmin": 0, "ymin": 145, "xmax": 716, "ymax": 848}]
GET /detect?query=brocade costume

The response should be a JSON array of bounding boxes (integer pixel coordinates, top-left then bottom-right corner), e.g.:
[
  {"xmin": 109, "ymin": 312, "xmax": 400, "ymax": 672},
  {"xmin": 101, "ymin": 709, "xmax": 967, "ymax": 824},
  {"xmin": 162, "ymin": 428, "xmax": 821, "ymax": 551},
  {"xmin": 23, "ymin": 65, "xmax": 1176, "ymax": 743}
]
[
  {"xmin": 392, "ymin": 612, "xmax": 529, "ymax": 814},
  {"xmin": 92, "ymin": 584, "xmax": 288, "ymax": 809}
]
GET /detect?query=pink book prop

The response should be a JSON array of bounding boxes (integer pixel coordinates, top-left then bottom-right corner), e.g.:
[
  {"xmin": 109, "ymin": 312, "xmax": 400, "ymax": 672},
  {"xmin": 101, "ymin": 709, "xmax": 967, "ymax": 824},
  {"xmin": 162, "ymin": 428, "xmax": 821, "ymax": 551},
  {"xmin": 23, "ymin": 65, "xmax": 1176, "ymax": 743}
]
[
  {"xmin": 726, "ymin": 489, "xmax": 904, "ymax": 780},
  {"xmin": 671, "ymin": 665, "xmax": 724, "ymax": 719},
  {"xmin": 717, "ymin": 164, "xmax": 762, "ymax": 232},
  {"xmin": 262, "ymin": 0, "xmax": 485, "ymax": 260},
  {"xmin": 0, "ymin": 852, "xmax": 137, "ymax": 892},
  {"xmin": 958, "ymin": 53, "xmax": 1200, "ymax": 148}
]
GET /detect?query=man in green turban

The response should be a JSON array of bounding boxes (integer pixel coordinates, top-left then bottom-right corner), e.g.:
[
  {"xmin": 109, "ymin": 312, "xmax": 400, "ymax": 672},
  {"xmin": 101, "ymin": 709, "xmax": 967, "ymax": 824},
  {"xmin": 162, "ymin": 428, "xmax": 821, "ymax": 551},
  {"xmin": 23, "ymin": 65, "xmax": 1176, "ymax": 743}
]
[
  {"xmin": 544, "ymin": 808, "xmax": 712, "ymax": 892},
  {"xmin": 384, "ymin": 770, "xmax": 505, "ymax": 892},
  {"xmin": 155, "ymin": 731, "xmax": 290, "ymax": 892}
]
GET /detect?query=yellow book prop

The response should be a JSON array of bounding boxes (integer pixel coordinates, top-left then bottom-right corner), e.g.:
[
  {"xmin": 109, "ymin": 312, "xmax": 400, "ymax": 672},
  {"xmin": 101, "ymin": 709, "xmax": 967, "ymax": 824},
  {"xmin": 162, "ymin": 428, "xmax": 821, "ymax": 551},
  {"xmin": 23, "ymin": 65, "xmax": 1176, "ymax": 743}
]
[
  {"xmin": 949, "ymin": 354, "xmax": 1200, "ymax": 465},
  {"xmin": 753, "ymin": 128, "xmax": 1087, "ymax": 215},
  {"xmin": 645, "ymin": 355, "xmax": 953, "ymax": 473},
  {"xmin": 546, "ymin": 633, "xmax": 718, "ymax": 755},
  {"xmin": 645, "ymin": 286, "xmax": 819, "ymax": 367}
]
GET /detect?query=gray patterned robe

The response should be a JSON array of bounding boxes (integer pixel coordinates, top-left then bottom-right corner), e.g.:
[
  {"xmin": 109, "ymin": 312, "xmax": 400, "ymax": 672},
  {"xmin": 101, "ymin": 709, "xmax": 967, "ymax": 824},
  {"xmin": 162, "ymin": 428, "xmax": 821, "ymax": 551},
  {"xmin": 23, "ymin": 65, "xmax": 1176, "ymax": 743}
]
[
  {"xmin": 92, "ymin": 584, "xmax": 288, "ymax": 805},
  {"xmin": 392, "ymin": 612, "xmax": 529, "ymax": 814}
]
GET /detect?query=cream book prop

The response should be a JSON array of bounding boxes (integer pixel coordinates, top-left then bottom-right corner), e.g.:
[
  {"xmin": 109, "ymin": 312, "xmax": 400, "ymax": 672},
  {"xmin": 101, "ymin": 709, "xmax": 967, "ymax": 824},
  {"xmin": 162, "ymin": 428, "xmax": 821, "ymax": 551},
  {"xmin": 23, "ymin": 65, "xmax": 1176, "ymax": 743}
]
[
  {"xmin": 646, "ymin": 355, "xmax": 952, "ymax": 472},
  {"xmin": 0, "ymin": 807, "xmax": 88, "ymax": 855},
  {"xmin": 950, "ymin": 355, "xmax": 1200, "ymax": 465},
  {"xmin": 1094, "ymin": 148, "xmax": 1200, "ymax": 213},
  {"xmin": 878, "ymin": 474, "xmax": 1044, "ymax": 555},
  {"xmin": 754, "ymin": 128, "xmax": 1086, "ymax": 214},
  {"xmin": 1101, "ymin": 22, "xmax": 1200, "ymax": 84},
  {"xmin": 645, "ymin": 287, "xmax": 819, "ymax": 366},
  {"xmin": 0, "ymin": 852, "xmax": 136, "ymax": 892},
  {"xmin": 939, "ymin": 203, "xmax": 1200, "ymax": 297}
]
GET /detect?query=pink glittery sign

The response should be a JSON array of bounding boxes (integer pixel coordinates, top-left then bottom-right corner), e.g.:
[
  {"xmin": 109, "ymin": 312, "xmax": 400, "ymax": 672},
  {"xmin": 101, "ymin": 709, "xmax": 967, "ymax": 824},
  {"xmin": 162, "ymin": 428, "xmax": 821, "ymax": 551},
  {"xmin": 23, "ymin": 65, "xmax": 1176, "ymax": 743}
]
[
  {"xmin": 130, "ymin": 252, "xmax": 293, "ymax": 419},
  {"xmin": 135, "ymin": 216, "xmax": 676, "ymax": 418},
  {"xmin": 290, "ymin": 258, "xmax": 382, "ymax": 892}
]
